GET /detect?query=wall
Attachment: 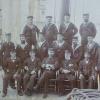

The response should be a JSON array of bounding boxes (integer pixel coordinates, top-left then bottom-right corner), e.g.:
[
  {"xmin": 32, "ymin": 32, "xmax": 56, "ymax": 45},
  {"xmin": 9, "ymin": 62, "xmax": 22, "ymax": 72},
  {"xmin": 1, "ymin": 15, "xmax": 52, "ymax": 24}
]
[
  {"xmin": 0, "ymin": 0, "xmax": 67, "ymax": 43},
  {"xmin": 70, "ymin": 0, "xmax": 100, "ymax": 43}
]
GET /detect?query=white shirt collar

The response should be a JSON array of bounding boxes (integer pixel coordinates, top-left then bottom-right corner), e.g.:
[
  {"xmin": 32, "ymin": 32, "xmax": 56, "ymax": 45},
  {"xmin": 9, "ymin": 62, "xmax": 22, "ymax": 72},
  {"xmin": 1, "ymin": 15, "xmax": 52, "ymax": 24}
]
[
  {"xmin": 56, "ymin": 40, "xmax": 65, "ymax": 47},
  {"xmin": 38, "ymin": 40, "xmax": 46, "ymax": 48}
]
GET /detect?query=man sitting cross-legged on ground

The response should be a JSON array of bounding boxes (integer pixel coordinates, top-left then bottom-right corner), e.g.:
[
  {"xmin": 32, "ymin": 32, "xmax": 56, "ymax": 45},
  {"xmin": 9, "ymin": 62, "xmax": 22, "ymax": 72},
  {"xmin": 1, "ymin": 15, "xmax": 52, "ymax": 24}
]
[
  {"xmin": 34, "ymin": 48, "xmax": 59, "ymax": 98},
  {"xmin": 57, "ymin": 49, "xmax": 77, "ymax": 96}
]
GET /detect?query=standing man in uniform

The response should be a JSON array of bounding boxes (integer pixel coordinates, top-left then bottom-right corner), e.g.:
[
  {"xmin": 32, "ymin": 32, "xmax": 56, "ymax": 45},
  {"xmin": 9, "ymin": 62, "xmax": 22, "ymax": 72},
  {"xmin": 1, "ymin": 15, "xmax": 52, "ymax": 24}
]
[
  {"xmin": 34, "ymin": 48, "xmax": 59, "ymax": 98},
  {"xmin": 23, "ymin": 16, "xmax": 40, "ymax": 46},
  {"xmin": 42, "ymin": 16, "xmax": 58, "ymax": 44},
  {"xmin": 59, "ymin": 14, "xmax": 78, "ymax": 46},
  {"xmin": 79, "ymin": 13, "xmax": 96, "ymax": 46}
]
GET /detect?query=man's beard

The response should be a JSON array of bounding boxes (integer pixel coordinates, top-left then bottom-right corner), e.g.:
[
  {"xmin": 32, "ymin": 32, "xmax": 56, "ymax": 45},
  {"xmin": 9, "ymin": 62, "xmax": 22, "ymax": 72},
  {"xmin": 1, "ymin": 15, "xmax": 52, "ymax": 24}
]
[
  {"xmin": 73, "ymin": 43, "xmax": 77, "ymax": 46},
  {"xmin": 21, "ymin": 40, "xmax": 25, "ymax": 44},
  {"xmin": 84, "ymin": 19, "xmax": 89, "ymax": 23}
]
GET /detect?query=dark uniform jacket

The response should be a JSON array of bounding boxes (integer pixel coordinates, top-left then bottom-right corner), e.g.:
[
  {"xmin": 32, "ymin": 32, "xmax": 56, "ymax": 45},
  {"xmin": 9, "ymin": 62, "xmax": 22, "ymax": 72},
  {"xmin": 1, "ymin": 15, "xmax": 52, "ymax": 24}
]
[
  {"xmin": 80, "ymin": 22, "xmax": 96, "ymax": 39},
  {"xmin": 59, "ymin": 59, "xmax": 77, "ymax": 80},
  {"xmin": 97, "ymin": 46, "xmax": 100, "ymax": 72},
  {"xmin": 1, "ymin": 42, "xmax": 15, "ymax": 69},
  {"xmin": 85, "ymin": 42, "xmax": 99, "ymax": 66},
  {"xmin": 59, "ymin": 23, "xmax": 78, "ymax": 45},
  {"xmin": 16, "ymin": 43, "xmax": 31, "ymax": 64},
  {"xmin": 1, "ymin": 42, "xmax": 15, "ymax": 58},
  {"xmin": 42, "ymin": 24, "xmax": 58, "ymax": 42},
  {"xmin": 79, "ymin": 59, "xmax": 95, "ymax": 76},
  {"xmin": 23, "ymin": 25, "xmax": 39, "ymax": 45},
  {"xmin": 52, "ymin": 40, "xmax": 69, "ymax": 61},
  {"xmin": 3, "ymin": 57, "xmax": 21, "ymax": 74},
  {"xmin": 0, "ymin": 43, "xmax": 3, "ymax": 65},
  {"xmin": 79, "ymin": 22, "xmax": 96, "ymax": 45},
  {"xmin": 71, "ymin": 44, "xmax": 84, "ymax": 66},
  {"xmin": 24, "ymin": 57, "xmax": 41, "ymax": 74},
  {"xmin": 42, "ymin": 57, "xmax": 59, "ymax": 72},
  {"xmin": 37, "ymin": 40, "xmax": 54, "ymax": 61},
  {"xmin": 60, "ymin": 59, "xmax": 77, "ymax": 73}
]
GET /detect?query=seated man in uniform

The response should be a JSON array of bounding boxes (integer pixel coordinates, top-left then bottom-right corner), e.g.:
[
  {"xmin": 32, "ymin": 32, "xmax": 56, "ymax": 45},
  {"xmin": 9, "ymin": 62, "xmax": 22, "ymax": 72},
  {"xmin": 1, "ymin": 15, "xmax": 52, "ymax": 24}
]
[
  {"xmin": 52, "ymin": 33, "xmax": 70, "ymax": 62},
  {"xmin": 79, "ymin": 52, "xmax": 96, "ymax": 89},
  {"xmin": 15, "ymin": 34, "xmax": 32, "ymax": 96},
  {"xmin": 16, "ymin": 34, "xmax": 32, "ymax": 65},
  {"xmin": 2, "ymin": 33, "xmax": 15, "ymax": 89},
  {"xmin": 85, "ymin": 35, "xmax": 99, "ymax": 67},
  {"xmin": 57, "ymin": 49, "xmax": 77, "ymax": 96},
  {"xmin": 0, "ymin": 41, "xmax": 3, "ymax": 69},
  {"xmin": 37, "ymin": 33, "xmax": 49, "ymax": 61},
  {"xmin": 2, "ymin": 50, "xmax": 21, "ymax": 97},
  {"xmin": 71, "ymin": 36, "xmax": 84, "ymax": 67},
  {"xmin": 2, "ymin": 33, "xmax": 15, "ymax": 61},
  {"xmin": 23, "ymin": 49, "xmax": 41, "ymax": 96},
  {"xmin": 34, "ymin": 48, "xmax": 59, "ymax": 98}
]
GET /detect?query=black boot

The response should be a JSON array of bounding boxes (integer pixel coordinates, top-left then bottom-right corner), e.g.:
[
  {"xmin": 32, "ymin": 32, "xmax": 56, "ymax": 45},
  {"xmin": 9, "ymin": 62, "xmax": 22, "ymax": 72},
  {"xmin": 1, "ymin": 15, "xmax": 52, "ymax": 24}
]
[
  {"xmin": 18, "ymin": 91, "xmax": 23, "ymax": 96},
  {"xmin": 25, "ymin": 89, "xmax": 32, "ymax": 96},
  {"xmin": 2, "ymin": 93, "xmax": 7, "ymax": 97},
  {"xmin": 43, "ymin": 93, "xmax": 48, "ymax": 98}
]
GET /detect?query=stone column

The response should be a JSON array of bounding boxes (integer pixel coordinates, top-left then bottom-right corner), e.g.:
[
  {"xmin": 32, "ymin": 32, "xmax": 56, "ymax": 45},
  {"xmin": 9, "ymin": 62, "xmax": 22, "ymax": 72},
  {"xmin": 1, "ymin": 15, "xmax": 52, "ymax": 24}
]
[
  {"xmin": 11, "ymin": 0, "xmax": 21, "ymax": 44},
  {"xmin": 1, "ymin": 0, "xmax": 22, "ymax": 43},
  {"xmin": 1, "ymin": 0, "xmax": 13, "ymax": 41},
  {"xmin": 28, "ymin": 0, "xmax": 45, "ymax": 30},
  {"xmin": 60, "ymin": 0, "xmax": 70, "ymax": 24}
]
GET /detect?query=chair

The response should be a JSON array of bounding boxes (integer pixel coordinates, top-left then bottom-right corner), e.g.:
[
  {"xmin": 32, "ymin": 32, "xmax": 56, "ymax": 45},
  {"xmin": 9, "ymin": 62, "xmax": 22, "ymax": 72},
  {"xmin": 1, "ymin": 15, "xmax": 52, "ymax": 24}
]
[
  {"xmin": 37, "ymin": 70, "xmax": 58, "ymax": 93},
  {"xmin": 56, "ymin": 71, "xmax": 76, "ymax": 95}
]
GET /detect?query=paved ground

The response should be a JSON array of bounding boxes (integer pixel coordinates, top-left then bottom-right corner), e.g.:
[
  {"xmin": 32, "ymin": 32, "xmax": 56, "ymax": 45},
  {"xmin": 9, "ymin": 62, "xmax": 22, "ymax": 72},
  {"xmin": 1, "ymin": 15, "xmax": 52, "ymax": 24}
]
[{"xmin": 0, "ymin": 70, "xmax": 67, "ymax": 100}]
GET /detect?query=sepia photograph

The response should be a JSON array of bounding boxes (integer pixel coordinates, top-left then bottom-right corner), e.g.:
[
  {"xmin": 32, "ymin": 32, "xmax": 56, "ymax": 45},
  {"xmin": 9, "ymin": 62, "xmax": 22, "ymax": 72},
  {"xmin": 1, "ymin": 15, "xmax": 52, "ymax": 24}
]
[{"xmin": 0, "ymin": 0, "xmax": 100, "ymax": 100}]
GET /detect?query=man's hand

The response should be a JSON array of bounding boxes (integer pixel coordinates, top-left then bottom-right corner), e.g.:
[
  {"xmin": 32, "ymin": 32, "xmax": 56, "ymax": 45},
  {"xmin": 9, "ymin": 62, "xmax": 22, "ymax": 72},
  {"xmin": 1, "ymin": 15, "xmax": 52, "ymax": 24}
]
[
  {"xmin": 91, "ymin": 75, "xmax": 95, "ymax": 80},
  {"xmin": 46, "ymin": 64, "xmax": 54, "ymax": 70},
  {"xmin": 79, "ymin": 74, "xmax": 84, "ymax": 79},
  {"xmin": 62, "ymin": 69, "xmax": 70, "ymax": 74},
  {"xmin": 42, "ymin": 64, "xmax": 45, "ymax": 68},
  {"xmin": 24, "ymin": 66, "xmax": 29, "ymax": 71},
  {"xmin": 1, "ymin": 70, "xmax": 5, "ymax": 78},
  {"xmin": 13, "ymin": 73, "xmax": 17, "ymax": 79},
  {"xmin": 31, "ymin": 70, "xmax": 36, "ymax": 75}
]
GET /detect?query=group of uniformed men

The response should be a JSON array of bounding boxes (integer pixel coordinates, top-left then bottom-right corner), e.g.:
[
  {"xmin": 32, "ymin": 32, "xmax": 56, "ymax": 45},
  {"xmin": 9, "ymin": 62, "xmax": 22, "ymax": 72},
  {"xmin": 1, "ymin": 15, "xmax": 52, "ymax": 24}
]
[{"xmin": 0, "ymin": 13, "xmax": 100, "ymax": 98}]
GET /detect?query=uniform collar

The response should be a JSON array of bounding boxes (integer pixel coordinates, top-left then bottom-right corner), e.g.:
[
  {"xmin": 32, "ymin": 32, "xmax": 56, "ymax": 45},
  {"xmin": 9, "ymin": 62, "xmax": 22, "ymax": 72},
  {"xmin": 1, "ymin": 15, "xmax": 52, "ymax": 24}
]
[
  {"xmin": 27, "ymin": 24, "xmax": 35, "ymax": 29},
  {"xmin": 72, "ymin": 43, "xmax": 80, "ymax": 51},
  {"xmin": 31, "ymin": 57, "xmax": 35, "ymax": 62},
  {"xmin": 21, "ymin": 42, "xmax": 27, "ymax": 49},
  {"xmin": 38, "ymin": 40, "xmax": 46, "ymax": 48},
  {"xmin": 87, "ymin": 41, "xmax": 95, "ymax": 49},
  {"xmin": 11, "ymin": 57, "xmax": 16, "ymax": 62},
  {"xmin": 56, "ymin": 40, "xmax": 65, "ymax": 47}
]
